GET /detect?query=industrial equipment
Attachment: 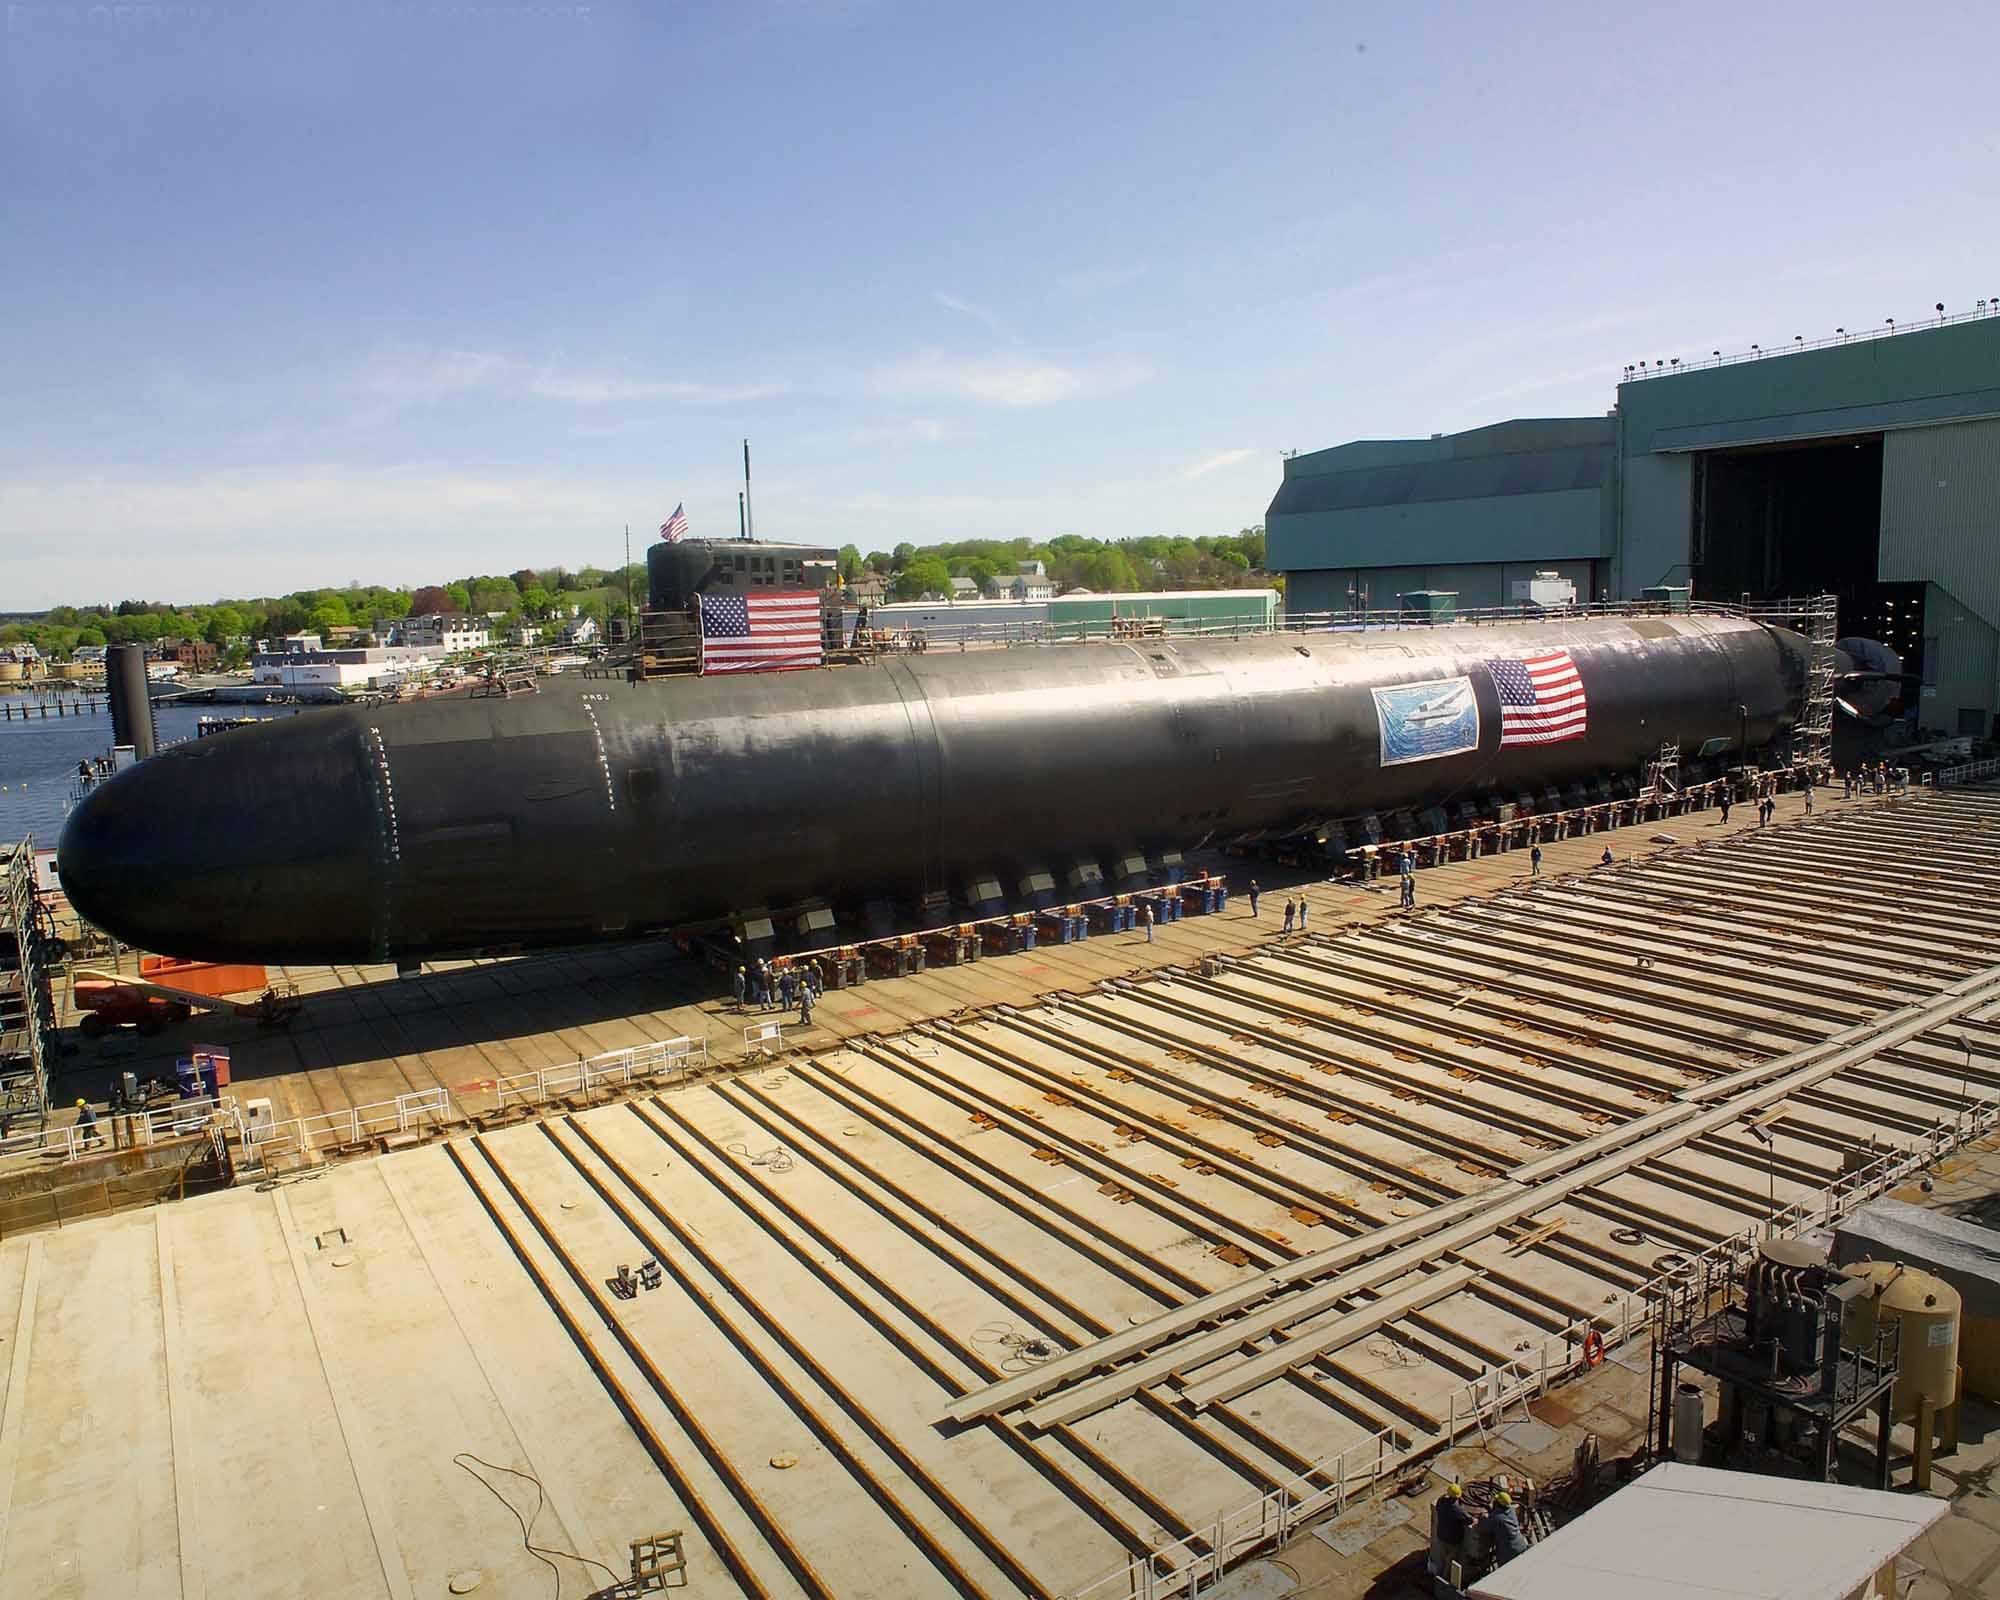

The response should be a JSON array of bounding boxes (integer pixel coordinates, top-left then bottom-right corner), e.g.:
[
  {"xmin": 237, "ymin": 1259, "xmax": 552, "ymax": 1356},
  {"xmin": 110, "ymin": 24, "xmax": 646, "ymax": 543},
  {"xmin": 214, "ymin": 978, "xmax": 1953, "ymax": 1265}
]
[
  {"xmin": 73, "ymin": 968, "xmax": 303, "ymax": 1031},
  {"xmin": 1841, "ymin": 1260, "xmax": 1963, "ymax": 1485},
  {"xmin": 1652, "ymin": 1238, "xmax": 1900, "ymax": 1486}
]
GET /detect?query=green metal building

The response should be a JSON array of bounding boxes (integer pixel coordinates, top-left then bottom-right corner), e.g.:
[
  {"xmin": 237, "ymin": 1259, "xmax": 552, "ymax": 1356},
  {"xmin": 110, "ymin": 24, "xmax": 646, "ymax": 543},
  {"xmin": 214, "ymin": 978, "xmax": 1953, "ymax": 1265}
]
[{"xmin": 1268, "ymin": 314, "xmax": 2000, "ymax": 735}]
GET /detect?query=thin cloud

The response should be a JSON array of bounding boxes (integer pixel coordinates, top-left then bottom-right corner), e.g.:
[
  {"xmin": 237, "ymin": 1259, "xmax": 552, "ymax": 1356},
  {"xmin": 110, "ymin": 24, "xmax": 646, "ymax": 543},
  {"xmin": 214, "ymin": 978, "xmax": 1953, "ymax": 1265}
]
[
  {"xmin": 527, "ymin": 372, "xmax": 787, "ymax": 406},
  {"xmin": 931, "ymin": 290, "xmax": 1009, "ymax": 339},
  {"xmin": 1052, "ymin": 262, "xmax": 1148, "ymax": 299},
  {"xmin": 1180, "ymin": 446, "xmax": 1260, "ymax": 481},
  {"xmin": 805, "ymin": 417, "xmax": 957, "ymax": 449},
  {"xmin": 359, "ymin": 347, "xmax": 786, "ymax": 409},
  {"xmin": 872, "ymin": 351, "xmax": 1150, "ymax": 409}
]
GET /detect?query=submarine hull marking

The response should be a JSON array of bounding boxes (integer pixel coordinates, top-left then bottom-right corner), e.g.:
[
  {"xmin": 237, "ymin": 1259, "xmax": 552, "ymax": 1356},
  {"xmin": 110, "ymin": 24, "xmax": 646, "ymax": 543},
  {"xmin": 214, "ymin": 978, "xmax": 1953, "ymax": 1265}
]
[{"xmin": 1372, "ymin": 676, "xmax": 1480, "ymax": 767}]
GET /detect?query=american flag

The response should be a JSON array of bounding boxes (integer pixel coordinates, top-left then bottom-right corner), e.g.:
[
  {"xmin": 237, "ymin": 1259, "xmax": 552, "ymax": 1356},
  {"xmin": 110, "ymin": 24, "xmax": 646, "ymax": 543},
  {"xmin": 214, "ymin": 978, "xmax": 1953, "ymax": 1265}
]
[
  {"xmin": 1487, "ymin": 649, "xmax": 1588, "ymax": 746},
  {"xmin": 698, "ymin": 592, "xmax": 823, "ymax": 674},
  {"xmin": 659, "ymin": 503, "xmax": 689, "ymax": 544}
]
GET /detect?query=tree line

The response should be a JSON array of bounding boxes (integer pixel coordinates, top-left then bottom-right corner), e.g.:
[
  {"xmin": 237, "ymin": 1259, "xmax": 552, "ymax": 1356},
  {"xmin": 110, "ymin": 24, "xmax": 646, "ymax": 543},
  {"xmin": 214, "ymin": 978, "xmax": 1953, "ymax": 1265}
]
[
  {"xmin": 4, "ymin": 529, "xmax": 1271, "ymax": 662},
  {"xmin": 1, "ymin": 564, "xmax": 649, "ymax": 665},
  {"xmin": 844, "ymin": 529, "xmax": 1269, "ymax": 603}
]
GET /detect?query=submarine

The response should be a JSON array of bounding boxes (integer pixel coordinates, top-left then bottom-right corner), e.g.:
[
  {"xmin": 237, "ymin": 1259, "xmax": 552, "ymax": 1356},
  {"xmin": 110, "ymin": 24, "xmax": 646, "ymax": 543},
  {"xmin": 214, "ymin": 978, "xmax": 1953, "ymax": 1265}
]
[{"xmin": 58, "ymin": 609, "xmax": 1824, "ymax": 967}]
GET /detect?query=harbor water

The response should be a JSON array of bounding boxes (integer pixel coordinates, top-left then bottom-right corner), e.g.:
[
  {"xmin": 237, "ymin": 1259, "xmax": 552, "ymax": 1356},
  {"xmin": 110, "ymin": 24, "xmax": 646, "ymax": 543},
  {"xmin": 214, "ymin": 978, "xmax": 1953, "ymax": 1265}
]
[{"xmin": 0, "ymin": 701, "xmax": 306, "ymax": 847}]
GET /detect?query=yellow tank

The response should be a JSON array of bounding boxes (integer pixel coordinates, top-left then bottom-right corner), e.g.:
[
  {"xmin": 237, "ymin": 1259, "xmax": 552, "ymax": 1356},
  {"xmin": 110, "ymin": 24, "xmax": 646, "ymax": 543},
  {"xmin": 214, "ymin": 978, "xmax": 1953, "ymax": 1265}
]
[
  {"xmin": 0, "ymin": 663, "xmax": 23, "ymax": 683},
  {"xmin": 56, "ymin": 663, "xmax": 85, "ymax": 680},
  {"xmin": 1842, "ymin": 1261, "xmax": 1960, "ymax": 1419}
]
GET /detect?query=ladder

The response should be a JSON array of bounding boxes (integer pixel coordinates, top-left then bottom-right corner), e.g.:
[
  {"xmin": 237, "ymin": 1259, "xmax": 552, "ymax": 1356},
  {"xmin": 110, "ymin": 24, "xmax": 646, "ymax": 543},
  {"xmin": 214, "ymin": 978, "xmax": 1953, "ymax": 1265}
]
[
  {"xmin": 1799, "ymin": 593, "xmax": 1839, "ymax": 779},
  {"xmin": 1646, "ymin": 739, "xmax": 1681, "ymax": 800}
]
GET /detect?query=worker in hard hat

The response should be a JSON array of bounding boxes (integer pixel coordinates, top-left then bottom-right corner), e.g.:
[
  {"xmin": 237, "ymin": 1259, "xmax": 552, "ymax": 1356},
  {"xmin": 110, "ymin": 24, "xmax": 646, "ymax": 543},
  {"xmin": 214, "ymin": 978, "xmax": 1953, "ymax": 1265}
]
[
  {"xmin": 74, "ymin": 1096, "xmax": 103, "ymax": 1150},
  {"xmin": 1483, "ymin": 1489, "xmax": 1528, "ymax": 1566},
  {"xmin": 1432, "ymin": 1479, "xmax": 1471, "ymax": 1557}
]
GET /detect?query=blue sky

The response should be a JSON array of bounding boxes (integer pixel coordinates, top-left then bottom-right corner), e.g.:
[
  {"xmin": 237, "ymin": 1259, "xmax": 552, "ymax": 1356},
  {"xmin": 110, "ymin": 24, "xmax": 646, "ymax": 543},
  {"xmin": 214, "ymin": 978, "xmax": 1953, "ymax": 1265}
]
[{"xmin": 3, "ymin": 0, "xmax": 1995, "ymax": 608}]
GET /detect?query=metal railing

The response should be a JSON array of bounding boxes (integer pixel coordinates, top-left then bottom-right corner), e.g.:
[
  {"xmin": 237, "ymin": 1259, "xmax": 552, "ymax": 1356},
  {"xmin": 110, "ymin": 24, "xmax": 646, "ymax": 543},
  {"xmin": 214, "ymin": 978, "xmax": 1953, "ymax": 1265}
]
[
  {"xmin": 1062, "ymin": 1091, "xmax": 2000, "ymax": 1600},
  {"xmin": 0, "ymin": 1095, "xmax": 225, "ymax": 1172},
  {"xmin": 1620, "ymin": 301, "xmax": 2000, "ymax": 381},
  {"xmin": 234, "ymin": 1087, "xmax": 452, "ymax": 1171},
  {"xmin": 1065, "ymin": 1424, "xmax": 1407, "ymax": 1600},
  {"xmin": 491, "ymin": 1036, "xmax": 708, "ymax": 1111},
  {"xmin": 1439, "ymin": 1096, "xmax": 1999, "ymax": 1445},
  {"xmin": 1936, "ymin": 759, "xmax": 2000, "ymax": 788}
]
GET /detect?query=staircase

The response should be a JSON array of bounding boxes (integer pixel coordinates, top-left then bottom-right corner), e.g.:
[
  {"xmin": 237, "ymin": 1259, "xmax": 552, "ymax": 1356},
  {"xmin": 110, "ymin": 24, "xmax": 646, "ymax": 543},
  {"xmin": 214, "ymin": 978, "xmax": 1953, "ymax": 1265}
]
[{"xmin": 1799, "ymin": 594, "xmax": 1839, "ymax": 777}]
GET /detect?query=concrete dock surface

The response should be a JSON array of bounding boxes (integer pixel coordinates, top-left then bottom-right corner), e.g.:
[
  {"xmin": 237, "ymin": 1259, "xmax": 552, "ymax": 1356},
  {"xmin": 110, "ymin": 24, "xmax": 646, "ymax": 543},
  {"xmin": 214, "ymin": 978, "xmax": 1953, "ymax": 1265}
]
[{"xmin": 5, "ymin": 782, "xmax": 2000, "ymax": 1597}]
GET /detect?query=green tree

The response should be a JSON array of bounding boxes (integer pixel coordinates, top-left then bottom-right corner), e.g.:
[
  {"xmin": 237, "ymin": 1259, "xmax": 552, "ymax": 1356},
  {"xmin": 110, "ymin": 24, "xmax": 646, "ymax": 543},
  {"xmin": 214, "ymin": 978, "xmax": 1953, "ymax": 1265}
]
[
  {"xmin": 894, "ymin": 556, "xmax": 952, "ymax": 601},
  {"xmin": 468, "ymin": 575, "xmax": 521, "ymax": 615},
  {"xmin": 522, "ymin": 584, "xmax": 552, "ymax": 619},
  {"xmin": 444, "ymin": 583, "xmax": 473, "ymax": 613},
  {"xmin": 838, "ymin": 545, "xmax": 862, "ymax": 581},
  {"xmin": 866, "ymin": 550, "xmax": 893, "ymax": 574},
  {"xmin": 892, "ymin": 542, "xmax": 916, "ymax": 569},
  {"xmin": 77, "ymin": 626, "xmax": 106, "ymax": 648}
]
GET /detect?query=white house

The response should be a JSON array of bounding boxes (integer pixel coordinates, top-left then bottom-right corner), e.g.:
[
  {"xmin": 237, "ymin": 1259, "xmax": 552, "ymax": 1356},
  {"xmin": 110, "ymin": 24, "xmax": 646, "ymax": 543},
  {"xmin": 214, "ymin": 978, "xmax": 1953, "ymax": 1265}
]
[
  {"xmin": 999, "ymin": 560, "xmax": 1056, "ymax": 600},
  {"xmin": 558, "ymin": 614, "xmax": 599, "ymax": 647},
  {"xmin": 398, "ymin": 614, "xmax": 491, "ymax": 652}
]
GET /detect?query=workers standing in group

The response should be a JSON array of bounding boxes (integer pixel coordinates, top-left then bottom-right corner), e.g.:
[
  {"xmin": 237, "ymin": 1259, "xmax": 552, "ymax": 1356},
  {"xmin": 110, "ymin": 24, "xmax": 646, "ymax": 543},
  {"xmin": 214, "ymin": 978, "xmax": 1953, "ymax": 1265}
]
[
  {"xmin": 1248, "ymin": 879, "xmax": 1260, "ymax": 918},
  {"xmin": 1297, "ymin": 898, "xmax": 1308, "ymax": 931},
  {"xmin": 798, "ymin": 981, "xmax": 814, "ymax": 1026},
  {"xmin": 731, "ymin": 964, "xmax": 747, "ymax": 1011},
  {"xmin": 1400, "ymin": 872, "xmax": 1417, "ymax": 910},
  {"xmin": 778, "ymin": 968, "xmax": 797, "ymax": 1013},
  {"xmin": 1400, "ymin": 847, "xmax": 1415, "ymax": 884},
  {"xmin": 1282, "ymin": 897, "xmax": 1295, "ymax": 933},
  {"xmin": 1845, "ymin": 769, "xmax": 1856, "ymax": 799}
]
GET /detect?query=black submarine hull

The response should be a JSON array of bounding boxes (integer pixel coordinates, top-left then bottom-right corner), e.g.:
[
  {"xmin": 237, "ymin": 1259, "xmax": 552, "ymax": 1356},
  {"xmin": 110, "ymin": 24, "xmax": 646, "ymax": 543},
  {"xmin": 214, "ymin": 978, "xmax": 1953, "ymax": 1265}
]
[{"xmin": 57, "ymin": 614, "xmax": 1807, "ymax": 964}]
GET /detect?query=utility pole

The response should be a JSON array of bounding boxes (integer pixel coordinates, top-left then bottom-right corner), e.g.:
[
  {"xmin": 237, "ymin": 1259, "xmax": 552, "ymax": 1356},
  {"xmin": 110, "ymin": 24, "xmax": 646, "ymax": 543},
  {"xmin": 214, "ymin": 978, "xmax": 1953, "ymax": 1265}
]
[
  {"xmin": 743, "ymin": 439, "xmax": 754, "ymax": 541},
  {"xmin": 624, "ymin": 524, "xmax": 634, "ymax": 638},
  {"xmin": 739, "ymin": 491, "xmax": 746, "ymax": 541}
]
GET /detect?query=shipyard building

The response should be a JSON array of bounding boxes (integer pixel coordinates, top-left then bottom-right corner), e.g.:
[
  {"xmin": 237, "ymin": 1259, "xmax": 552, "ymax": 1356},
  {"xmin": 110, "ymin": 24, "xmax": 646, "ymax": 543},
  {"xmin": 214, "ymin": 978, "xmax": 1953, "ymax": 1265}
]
[{"xmin": 1267, "ymin": 313, "xmax": 2000, "ymax": 735}]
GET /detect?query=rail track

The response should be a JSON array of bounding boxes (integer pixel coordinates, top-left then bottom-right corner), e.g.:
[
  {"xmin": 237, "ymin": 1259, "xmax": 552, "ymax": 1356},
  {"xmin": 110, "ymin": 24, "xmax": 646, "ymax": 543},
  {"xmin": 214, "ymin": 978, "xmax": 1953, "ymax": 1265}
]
[{"xmin": 428, "ymin": 787, "xmax": 2000, "ymax": 1598}]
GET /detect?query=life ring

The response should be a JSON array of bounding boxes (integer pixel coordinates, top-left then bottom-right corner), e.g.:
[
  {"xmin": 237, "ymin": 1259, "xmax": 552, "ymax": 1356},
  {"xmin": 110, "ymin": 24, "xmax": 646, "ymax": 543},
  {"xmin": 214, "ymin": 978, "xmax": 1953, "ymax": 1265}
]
[{"xmin": 1582, "ymin": 1328, "xmax": 1606, "ymax": 1368}]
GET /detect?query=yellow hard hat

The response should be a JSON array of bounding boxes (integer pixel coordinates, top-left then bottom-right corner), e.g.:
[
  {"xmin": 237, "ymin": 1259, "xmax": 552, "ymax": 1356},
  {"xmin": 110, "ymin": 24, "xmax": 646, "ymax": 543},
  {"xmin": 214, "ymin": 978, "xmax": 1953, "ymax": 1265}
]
[
  {"xmin": 1494, "ymin": 1491, "xmax": 1512, "ymax": 1507},
  {"xmin": 1445, "ymin": 1483, "xmax": 1462, "ymax": 1498},
  {"xmin": 75, "ymin": 1098, "xmax": 86, "ymax": 1107}
]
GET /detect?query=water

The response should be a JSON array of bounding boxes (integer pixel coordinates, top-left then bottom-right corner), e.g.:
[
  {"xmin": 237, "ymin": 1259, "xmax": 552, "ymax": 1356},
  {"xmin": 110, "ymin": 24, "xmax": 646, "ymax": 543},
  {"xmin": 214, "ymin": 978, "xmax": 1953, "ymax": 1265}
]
[{"xmin": 0, "ymin": 701, "xmax": 307, "ymax": 847}]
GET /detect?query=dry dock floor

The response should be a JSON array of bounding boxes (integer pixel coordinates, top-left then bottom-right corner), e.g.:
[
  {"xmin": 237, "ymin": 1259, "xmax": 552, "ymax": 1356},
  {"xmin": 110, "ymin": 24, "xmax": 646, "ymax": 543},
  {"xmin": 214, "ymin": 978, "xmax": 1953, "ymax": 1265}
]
[{"xmin": 7, "ymin": 785, "xmax": 2000, "ymax": 1598}]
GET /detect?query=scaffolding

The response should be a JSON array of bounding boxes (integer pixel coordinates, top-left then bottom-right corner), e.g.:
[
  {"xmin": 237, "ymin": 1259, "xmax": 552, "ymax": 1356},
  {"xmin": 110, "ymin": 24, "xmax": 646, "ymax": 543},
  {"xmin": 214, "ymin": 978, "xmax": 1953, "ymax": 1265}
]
[
  {"xmin": 1645, "ymin": 738, "xmax": 1682, "ymax": 800},
  {"xmin": 1, "ymin": 837, "xmax": 55, "ymax": 1123},
  {"xmin": 1800, "ymin": 593, "xmax": 1840, "ymax": 778}
]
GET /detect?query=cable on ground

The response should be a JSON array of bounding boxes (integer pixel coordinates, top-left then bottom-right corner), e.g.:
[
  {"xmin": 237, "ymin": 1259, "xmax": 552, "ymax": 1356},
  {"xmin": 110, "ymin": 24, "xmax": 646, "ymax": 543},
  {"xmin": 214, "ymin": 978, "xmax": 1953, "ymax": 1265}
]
[
  {"xmin": 724, "ymin": 1142, "xmax": 795, "ymax": 1173},
  {"xmin": 973, "ymin": 1320, "xmax": 1060, "ymax": 1370},
  {"xmin": 453, "ymin": 1451, "xmax": 621, "ymax": 1600}
]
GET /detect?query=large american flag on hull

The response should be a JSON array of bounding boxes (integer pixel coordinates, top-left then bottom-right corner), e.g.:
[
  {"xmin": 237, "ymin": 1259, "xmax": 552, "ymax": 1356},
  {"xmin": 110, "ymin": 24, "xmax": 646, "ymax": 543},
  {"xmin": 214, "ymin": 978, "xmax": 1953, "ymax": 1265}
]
[
  {"xmin": 698, "ymin": 592, "xmax": 823, "ymax": 674},
  {"xmin": 1486, "ymin": 649, "xmax": 1587, "ymax": 746}
]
